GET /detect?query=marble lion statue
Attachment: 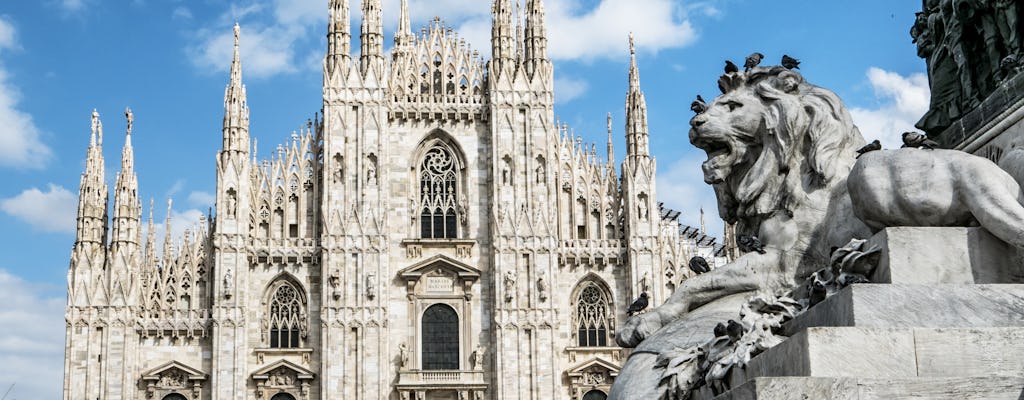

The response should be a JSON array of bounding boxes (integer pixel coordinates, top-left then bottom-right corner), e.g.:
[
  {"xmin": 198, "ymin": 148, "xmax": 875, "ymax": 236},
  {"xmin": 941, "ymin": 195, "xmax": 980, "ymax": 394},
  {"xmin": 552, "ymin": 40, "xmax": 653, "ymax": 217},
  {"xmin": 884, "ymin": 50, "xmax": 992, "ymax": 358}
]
[{"xmin": 609, "ymin": 66, "xmax": 1024, "ymax": 399}]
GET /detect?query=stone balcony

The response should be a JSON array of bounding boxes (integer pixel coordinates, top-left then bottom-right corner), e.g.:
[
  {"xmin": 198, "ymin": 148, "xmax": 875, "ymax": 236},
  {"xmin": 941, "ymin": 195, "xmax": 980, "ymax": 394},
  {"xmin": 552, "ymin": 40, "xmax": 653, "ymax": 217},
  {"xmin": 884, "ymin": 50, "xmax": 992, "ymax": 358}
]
[{"xmin": 396, "ymin": 370, "xmax": 487, "ymax": 398}]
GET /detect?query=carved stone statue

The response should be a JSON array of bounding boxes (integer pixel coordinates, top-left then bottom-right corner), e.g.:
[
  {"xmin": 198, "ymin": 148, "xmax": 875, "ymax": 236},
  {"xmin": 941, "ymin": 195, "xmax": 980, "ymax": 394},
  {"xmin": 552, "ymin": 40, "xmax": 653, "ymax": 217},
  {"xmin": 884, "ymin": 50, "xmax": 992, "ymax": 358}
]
[
  {"xmin": 503, "ymin": 270, "xmax": 516, "ymax": 303},
  {"xmin": 471, "ymin": 343, "xmax": 485, "ymax": 370},
  {"xmin": 536, "ymin": 277, "xmax": 548, "ymax": 302},
  {"xmin": 398, "ymin": 342, "xmax": 409, "ymax": 369},
  {"xmin": 223, "ymin": 268, "xmax": 233, "ymax": 299},
  {"xmin": 610, "ymin": 64, "xmax": 1024, "ymax": 399},
  {"xmin": 226, "ymin": 190, "xmax": 237, "ymax": 219}
]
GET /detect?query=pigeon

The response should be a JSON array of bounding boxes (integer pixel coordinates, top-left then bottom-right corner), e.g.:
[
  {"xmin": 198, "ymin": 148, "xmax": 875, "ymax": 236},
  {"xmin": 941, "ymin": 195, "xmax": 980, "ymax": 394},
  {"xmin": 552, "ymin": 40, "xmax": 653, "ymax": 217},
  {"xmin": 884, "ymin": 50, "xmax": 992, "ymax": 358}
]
[
  {"xmin": 688, "ymin": 256, "xmax": 711, "ymax": 275},
  {"xmin": 627, "ymin": 292, "xmax": 649, "ymax": 316},
  {"xmin": 781, "ymin": 54, "xmax": 801, "ymax": 70},
  {"xmin": 744, "ymin": 52, "xmax": 765, "ymax": 72},
  {"xmin": 855, "ymin": 139, "xmax": 882, "ymax": 158},
  {"xmin": 726, "ymin": 319, "xmax": 745, "ymax": 342},
  {"xmin": 724, "ymin": 60, "xmax": 740, "ymax": 74},
  {"xmin": 713, "ymin": 322, "xmax": 728, "ymax": 338},
  {"xmin": 690, "ymin": 95, "xmax": 708, "ymax": 114},
  {"xmin": 737, "ymin": 234, "xmax": 766, "ymax": 254},
  {"xmin": 901, "ymin": 131, "xmax": 940, "ymax": 150}
]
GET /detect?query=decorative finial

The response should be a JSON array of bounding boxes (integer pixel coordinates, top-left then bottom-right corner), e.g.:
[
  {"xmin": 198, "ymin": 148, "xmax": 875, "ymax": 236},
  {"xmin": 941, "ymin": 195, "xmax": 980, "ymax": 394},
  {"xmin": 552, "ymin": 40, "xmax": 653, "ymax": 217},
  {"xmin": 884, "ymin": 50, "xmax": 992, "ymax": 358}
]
[
  {"xmin": 629, "ymin": 33, "xmax": 635, "ymax": 55},
  {"xmin": 125, "ymin": 107, "xmax": 134, "ymax": 136},
  {"xmin": 607, "ymin": 112, "xmax": 613, "ymax": 133},
  {"xmin": 234, "ymin": 23, "xmax": 240, "ymax": 46}
]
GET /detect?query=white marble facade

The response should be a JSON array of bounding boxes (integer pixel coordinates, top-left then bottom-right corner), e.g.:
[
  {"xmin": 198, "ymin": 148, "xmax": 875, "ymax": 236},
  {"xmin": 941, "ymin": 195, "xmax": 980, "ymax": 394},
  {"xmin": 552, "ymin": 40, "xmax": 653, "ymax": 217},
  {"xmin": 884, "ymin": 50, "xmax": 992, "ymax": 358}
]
[{"xmin": 62, "ymin": 1, "xmax": 730, "ymax": 399}]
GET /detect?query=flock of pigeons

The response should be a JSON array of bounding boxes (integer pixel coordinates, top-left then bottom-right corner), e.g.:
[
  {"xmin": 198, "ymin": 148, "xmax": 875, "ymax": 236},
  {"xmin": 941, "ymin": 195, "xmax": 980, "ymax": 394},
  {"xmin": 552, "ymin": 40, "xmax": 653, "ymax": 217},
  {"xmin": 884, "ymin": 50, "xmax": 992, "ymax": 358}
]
[
  {"xmin": 856, "ymin": 132, "xmax": 941, "ymax": 158},
  {"xmin": 690, "ymin": 53, "xmax": 801, "ymax": 114}
]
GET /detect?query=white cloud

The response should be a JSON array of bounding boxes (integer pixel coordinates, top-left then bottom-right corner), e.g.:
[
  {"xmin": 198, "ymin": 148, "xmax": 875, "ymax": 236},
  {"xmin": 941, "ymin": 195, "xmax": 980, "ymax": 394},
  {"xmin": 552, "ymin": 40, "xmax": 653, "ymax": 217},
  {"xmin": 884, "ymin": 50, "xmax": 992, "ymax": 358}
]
[
  {"xmin": 166, "ymin": 179, "xmax": 186, "ymax": 197},
  {"xmin": 188, "ymin": 0, "xmax": 700, "ymax": 78},
  {"xmin": 59, "ymin": 0, "xmax": 88, "ymax": 12},
  {"xmin": 554, "ymin": 76, "xmax": 588, "ymax": 104},
  {"xmin": 0, "ymin": 269, "xmax": 64, "ymax": 400},
  {"xmin": 1, "ymin": 184, "xmax": 77, "ymax": 233},
  {"xmin": 849, "ymin": 67, "xmax": 930, "ymax": 150},
  {"xmin": 656, "ymin": 156, "xmax": 724, "ymax": 239},
  {"xmin": 172, "ymin": 7, "xmax": 193, "ymax": 21},
  {"xmin": 0, "ymin": 18, "xmax": 51, "ymax": 169},
  {"xmin": 187, "ymin": 191, "xmax": 216, "ymax": 207}
]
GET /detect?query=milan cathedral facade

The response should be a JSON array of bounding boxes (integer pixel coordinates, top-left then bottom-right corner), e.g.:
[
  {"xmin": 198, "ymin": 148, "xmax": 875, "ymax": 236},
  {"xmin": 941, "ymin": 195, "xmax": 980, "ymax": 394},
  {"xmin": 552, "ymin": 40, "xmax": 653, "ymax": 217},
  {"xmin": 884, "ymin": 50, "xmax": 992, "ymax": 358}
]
[{"xmin": 63, "ymin": 1, "xmax": 729, "ymax": 399}]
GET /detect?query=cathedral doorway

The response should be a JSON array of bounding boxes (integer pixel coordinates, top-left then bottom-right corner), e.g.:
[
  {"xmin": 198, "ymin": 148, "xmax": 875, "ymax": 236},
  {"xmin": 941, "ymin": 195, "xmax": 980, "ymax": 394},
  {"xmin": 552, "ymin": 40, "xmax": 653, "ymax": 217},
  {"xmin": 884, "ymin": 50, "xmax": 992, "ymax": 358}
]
[
  {"xmin": 582, "ymin": 390, "xmax": 608, "ymax": 400},
  {"xmin": 161, "ymin": 394, "xmax": 187, "ymax": 400},
  {"xmin": 421, "ymin": 303, "xmax": 460, "ymax": 370},
  {"xmin": 270, "ymin": 393, "xmax": 296, "ymax": 400}
]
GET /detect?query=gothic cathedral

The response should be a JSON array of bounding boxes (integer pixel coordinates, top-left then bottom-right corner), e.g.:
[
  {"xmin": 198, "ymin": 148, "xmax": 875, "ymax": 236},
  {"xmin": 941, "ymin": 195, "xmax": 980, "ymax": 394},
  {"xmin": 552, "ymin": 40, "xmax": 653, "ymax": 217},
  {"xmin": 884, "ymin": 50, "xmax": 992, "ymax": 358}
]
[{"xmin": 63, "ymin": 1, "xmax": 729, "ymax": 399}]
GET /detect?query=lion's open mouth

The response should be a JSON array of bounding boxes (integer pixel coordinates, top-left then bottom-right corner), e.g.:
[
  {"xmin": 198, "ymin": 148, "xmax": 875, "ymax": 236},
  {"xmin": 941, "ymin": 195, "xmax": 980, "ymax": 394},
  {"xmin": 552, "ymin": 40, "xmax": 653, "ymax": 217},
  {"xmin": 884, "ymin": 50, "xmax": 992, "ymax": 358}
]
[{"xmin": 694, "ymin": 137, "xmax": 733, "ymax": 184}]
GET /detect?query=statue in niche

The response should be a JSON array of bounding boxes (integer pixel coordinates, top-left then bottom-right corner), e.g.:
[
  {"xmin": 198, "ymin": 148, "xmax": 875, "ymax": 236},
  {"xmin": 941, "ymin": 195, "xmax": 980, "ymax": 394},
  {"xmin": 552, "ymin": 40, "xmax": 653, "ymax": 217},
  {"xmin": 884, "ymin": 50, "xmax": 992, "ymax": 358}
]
[
  {"xmin": 366, "ymin": 158, "xmax": 377, "ymax": 186},
  {"xmin": 329, "ymin": 272, "xmax": 341, "ymax": 300},
  {"xmin": 458, "ymin": 197, "xmax": 468, "ymax": 226},
  {"xmin": 333, "ymin": 155, "xmax": 344, "ymax": 184},
  {"xmin": 503, "ymin": 270, "xmax": 516, "ymax": 303},
  {"xmin": 471, "ymin": 343, "xmax": 486, "ymax": 370},
  {"xmin": 365, "ymin": 273, "xmax": 376, "ymax": 300},
  {"xmin": 535, "ymin": 164, "xmax": 545, "ymax": 184},
  {"xmin": 223, "ymin": 268, "xmax": 233, "ymax": 299},
  {"xmin": 226, "ymin": 190, "xmax": 237, "ymax": 219},
  {"xmin": 398, "ymin": 342, "xmax": 409, "ymax": 369},
  {"xmin": 637, "ymin": 196, "xmax": 649, "ymax": 221},
  {"xmin": 537, "ymin": 277, "xmax": 548, "ymax": 302}
]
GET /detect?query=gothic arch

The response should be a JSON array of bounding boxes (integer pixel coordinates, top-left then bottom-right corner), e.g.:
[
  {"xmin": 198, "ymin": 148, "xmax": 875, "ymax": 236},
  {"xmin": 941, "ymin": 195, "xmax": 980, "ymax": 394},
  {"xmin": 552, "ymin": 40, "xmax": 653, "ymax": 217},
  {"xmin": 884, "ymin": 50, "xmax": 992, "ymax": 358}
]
[
  {"xmin": 262, "ymin": 274, "xmax": 309, "ymax": 349},
  {"xmin": 570, "ymin": 275, "xmax": 615, "ymax": 348},
  {"xmin": 411, "ymin": 130, "xmax": 468, "ymax": 239}
]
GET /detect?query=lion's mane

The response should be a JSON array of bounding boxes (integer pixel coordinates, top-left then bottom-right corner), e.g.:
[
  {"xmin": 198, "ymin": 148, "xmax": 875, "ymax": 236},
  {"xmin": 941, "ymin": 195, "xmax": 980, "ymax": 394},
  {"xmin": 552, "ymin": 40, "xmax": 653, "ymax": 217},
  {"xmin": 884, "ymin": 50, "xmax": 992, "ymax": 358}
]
[{"xmin": 706, "ymin": 67, "xmax": 865, "ymax": 232}]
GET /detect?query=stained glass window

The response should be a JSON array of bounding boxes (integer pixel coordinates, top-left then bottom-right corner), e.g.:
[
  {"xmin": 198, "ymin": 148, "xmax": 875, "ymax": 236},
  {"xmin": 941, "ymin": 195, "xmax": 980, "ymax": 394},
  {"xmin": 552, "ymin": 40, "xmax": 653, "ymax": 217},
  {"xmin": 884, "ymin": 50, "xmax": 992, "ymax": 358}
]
[
  {"xmin": 420, "ymin": 146, "xmax": 459, "ymax": 239},
  {"xmin": 269, "ymin": 283, "xmax": 303, "ymax": 348},
  {"xmin": 575, "ymin": 283, "xmax": 611, "ymax": 347}
]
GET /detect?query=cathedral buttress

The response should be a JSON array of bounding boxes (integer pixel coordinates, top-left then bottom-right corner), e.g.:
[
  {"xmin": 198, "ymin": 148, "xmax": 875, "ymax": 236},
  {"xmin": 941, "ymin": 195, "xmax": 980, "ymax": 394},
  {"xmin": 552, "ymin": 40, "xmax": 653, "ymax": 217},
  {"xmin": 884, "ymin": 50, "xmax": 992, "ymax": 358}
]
[
  {"xmin": 109, "ymin": 108, "xmax": 142, "ymax": 308},
  {"xmin": 621, "ymin": 34, "xmax": 660, "ymax": 306},
  {"xmin": 211, "ymin": 23, "xmax": 252, "ymax": 400},
  {"xmin": 65, "ymin": 110, "xmax": 110, "ymax": 400}
]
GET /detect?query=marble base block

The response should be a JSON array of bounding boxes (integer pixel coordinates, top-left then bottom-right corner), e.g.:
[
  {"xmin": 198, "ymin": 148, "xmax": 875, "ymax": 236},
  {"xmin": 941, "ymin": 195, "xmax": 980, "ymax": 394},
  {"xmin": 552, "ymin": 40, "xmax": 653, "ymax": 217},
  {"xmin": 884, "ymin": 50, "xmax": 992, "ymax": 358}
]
[{"xmin": 867, "ymin": 227, "xmax": 1024, "ymax": 284}]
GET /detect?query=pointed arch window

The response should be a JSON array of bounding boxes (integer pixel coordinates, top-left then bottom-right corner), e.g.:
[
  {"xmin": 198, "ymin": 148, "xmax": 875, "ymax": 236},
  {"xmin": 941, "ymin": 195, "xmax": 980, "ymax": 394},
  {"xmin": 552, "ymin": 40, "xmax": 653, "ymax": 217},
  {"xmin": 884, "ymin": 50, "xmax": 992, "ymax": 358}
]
[
  {"xmin": 574, "ymin": 281, "xmax": 612, "ymax": 347},
  {"xmin": 268, "ymin": 282, "xmax": 304, "ymax": 348},
  {"xmin": 420, "ymin": 145, "xmax": 459, "ymax": 239}
]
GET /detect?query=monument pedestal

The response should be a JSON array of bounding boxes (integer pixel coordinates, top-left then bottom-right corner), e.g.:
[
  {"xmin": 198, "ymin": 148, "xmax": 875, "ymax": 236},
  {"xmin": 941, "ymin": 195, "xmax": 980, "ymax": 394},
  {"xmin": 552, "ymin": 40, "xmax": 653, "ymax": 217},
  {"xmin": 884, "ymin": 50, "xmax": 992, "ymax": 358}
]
[{"xmin": 701, "ymin": 227, "xmax": 1024, "ymax": 400}]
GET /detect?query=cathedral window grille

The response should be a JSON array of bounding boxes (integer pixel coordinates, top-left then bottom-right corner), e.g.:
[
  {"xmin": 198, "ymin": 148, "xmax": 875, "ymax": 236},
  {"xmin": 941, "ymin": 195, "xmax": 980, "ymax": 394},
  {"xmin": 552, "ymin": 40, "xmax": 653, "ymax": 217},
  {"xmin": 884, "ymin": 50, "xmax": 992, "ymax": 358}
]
[
  {"xmin": 162, "ymin": 394, "xmax": 187, "ymax": 400},
  {"xmin": 419, "ymin": 145, "xmax": 459, "ymax": 239},
  {"xmin": 575, "ymin": 283, "xmax": 611, "ymax": 347},
  {"xmin": 421, "ymin": 304, "xmax": 460, "ymax": 370},
  {"xmin": 582, "ymin": 390, "xmax": 608, "ymax": 400},
  {"xmin": 268, "ymin": 283, "xmax": 304, "ymax": 348},
  {"xmin": 271, "ymin": 394, "xmax": 296, "ymax": 400}
]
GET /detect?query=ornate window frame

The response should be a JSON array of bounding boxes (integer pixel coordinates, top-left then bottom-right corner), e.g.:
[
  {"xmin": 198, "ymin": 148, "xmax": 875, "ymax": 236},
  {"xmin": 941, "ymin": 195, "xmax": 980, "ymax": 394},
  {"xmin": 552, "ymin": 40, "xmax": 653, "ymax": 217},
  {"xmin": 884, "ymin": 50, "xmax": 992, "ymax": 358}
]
[
  {"xmin": 410, "ymin": 132, "xmax": 467, "ymax": 240},
  {"xmin": 261, "ymin": 276, "xmax": 309, "ymax": 349},
  {"xmin": 140, "ymin": 361, "xmax": 207, "ymax": 400},
  {"xmin": 571, "ymin": 278, "xmax": 614, "ymax": 347}
]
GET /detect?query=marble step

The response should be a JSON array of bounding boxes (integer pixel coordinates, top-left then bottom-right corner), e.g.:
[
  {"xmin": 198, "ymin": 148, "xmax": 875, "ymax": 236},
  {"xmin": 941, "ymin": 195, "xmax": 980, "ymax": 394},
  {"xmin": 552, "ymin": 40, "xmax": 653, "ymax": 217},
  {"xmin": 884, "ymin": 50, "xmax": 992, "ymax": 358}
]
[
  {"xmin": 737, "ymin": 327, "xmax": 1024, "ymax": 383},
  {"xmin": 705, "ymin": 376, "xmax": 1024, "ymax": 400},
  {"xmin": 783, "ymin": 284, "xmax": 1024, "ymax": 336}
]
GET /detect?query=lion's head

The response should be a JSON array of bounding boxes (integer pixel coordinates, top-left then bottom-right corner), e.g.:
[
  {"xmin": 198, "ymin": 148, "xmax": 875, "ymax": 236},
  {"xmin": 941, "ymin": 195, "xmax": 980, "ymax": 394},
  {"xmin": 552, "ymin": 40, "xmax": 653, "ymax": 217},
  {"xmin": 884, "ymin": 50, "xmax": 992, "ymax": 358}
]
[{"xmin": 689, "ymin": 67, "xmax": 865, "ymax": 228}]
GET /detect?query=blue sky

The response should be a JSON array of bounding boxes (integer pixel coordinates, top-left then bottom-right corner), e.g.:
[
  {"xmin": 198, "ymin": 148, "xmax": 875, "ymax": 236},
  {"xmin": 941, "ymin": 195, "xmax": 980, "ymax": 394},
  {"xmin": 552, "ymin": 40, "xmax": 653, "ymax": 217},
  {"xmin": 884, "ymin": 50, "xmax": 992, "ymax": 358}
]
[{"xmin": 0, "ymin": 0, "xmax": 926, "ymax": 397}]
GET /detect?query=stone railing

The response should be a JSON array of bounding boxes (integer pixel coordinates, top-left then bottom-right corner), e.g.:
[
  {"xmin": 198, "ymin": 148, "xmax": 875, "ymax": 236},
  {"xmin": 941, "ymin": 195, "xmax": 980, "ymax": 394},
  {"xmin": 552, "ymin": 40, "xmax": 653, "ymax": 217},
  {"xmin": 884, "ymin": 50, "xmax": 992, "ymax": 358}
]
[
  {"xmin": 397, "ymin": 370, "xmax": 486, "ymax": 386},
  {"xmin": 559, "ymin": 239, "xmax": 624, "ymax": 266}
]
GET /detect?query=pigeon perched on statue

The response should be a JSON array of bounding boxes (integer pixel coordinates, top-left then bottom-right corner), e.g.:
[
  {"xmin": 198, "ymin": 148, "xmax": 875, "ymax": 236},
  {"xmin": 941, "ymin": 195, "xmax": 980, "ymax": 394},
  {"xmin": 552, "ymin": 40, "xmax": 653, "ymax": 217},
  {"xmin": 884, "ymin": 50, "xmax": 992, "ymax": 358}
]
[
  {"xmin": 855, "ymin": 140, "xmax": 881, "ymax": 158},
  {"xmin": 901, "ymin": 131, "xmax": 940, "ymax": 150},
  {"xmin": 744, "ymin": 52, "xmax": 764, "ymax": 72},
  {"xmin": 691, "ymin": 95, "xmax": 708, "ymax": 114},
  {"xmin": 724, "ymin": 60, "xmax": 739, "ymax": 74},
  {"xmin": 713, "ymin": 322, "xmax": 728, "ymax": 338},
  {"xmin": 737, "ymin": 235, "xmax": 766, "ymax": 254},
  {"xmin": 726, "ymin": 320, "xmax": 745, "ymax": 343},
  {"xmin": 627, "ymin": 292, "xmax": 649, "ymax": 316},
  {"xmin": 781, "ymin": 54, "xmax": 801, "ymax": 70},
  {"xmin": 688, "ymin": 256, "xmax": 711, "ymax": 275}
]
